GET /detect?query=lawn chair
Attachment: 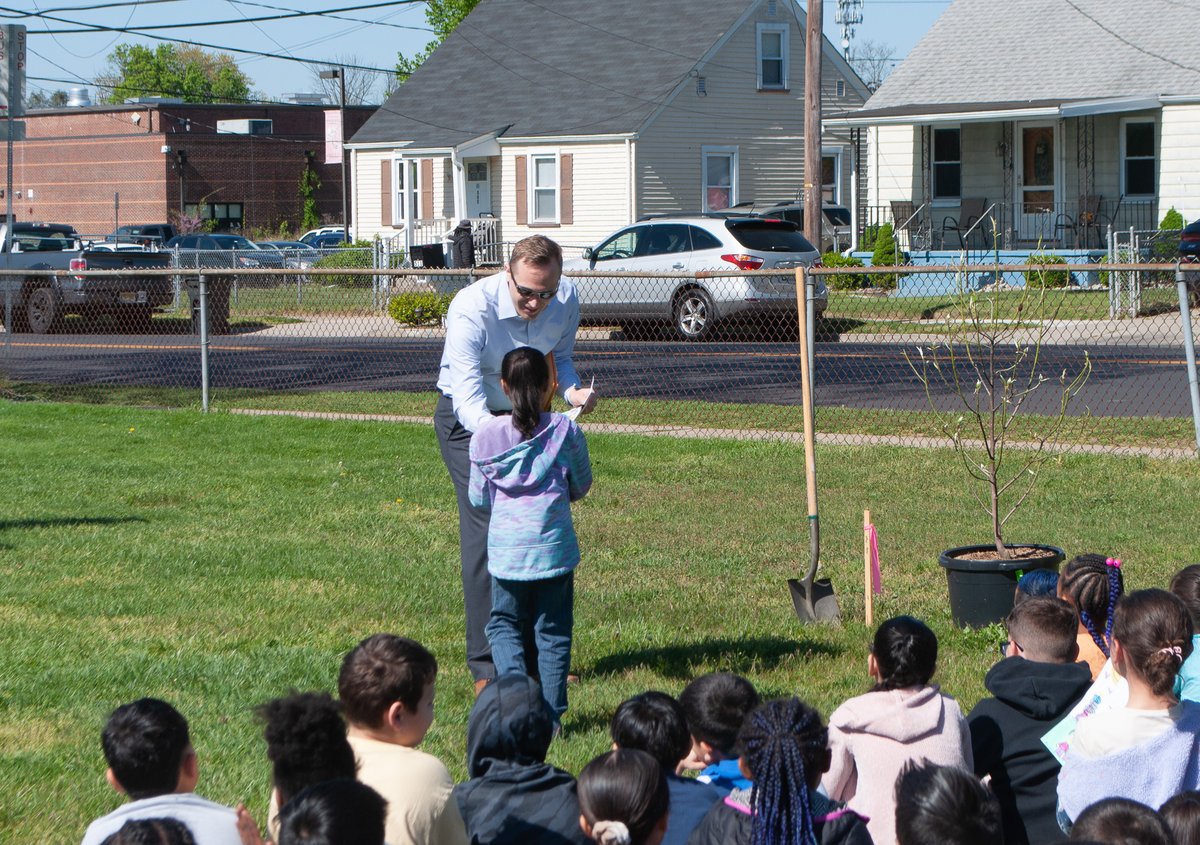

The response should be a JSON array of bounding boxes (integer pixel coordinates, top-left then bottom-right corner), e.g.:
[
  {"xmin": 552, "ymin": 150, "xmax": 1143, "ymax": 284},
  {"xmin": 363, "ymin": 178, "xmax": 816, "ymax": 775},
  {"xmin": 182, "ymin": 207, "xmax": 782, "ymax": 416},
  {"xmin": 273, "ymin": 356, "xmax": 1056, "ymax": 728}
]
[
  {"xmin": 941, "ymin": 197, "xmax": 989, "ymax": 249},
  {"xmin": 890, "ymin": 200, "xmax": 930, "ymax": 254},
  {"xmin": 1054, "ymin": 195, "xmax": 1103, "ymax": 249}
]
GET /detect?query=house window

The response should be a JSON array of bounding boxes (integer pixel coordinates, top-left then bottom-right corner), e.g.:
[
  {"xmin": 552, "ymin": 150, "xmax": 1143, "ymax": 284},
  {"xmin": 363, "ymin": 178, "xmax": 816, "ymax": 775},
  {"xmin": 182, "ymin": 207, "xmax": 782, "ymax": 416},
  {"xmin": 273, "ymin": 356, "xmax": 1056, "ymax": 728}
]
[
  {"xmin": 702, "ymin": 146, "xmax": 738, "ymax": 211},
  {"xmin": 932, "ymin": 127, "xmax": 961, "ymax": 200},
  {"xmin": 529, "ymin": 153, "xmax": 559, "ymax": 223},
  {"xmin": 836, "ymin": 80, "xmax": 846, "ymax": 97},
  {"xmin": 1122, "ymin": 119, "xmax": 1156, "ymax": 197},
  {"xmin": 184, "ymin": 202, "xmax": 244, "ymax": 229},
  {"xmin": 821, "ymin": 149, "xmax": 843, "ymax": 203},
  {"xmin": 393, "ymin": 159, "xmax": 421, "ymax": 221},
  {"xmin": 757, "ymin": 24, "xmax": 788, "ymax": 90}
]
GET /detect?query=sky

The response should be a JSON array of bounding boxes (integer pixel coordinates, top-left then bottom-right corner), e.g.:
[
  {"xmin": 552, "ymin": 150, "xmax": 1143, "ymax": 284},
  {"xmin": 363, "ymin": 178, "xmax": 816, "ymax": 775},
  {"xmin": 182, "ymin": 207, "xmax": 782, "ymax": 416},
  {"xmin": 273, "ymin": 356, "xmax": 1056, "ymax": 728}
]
[{"xmin": 10, "ymin": 0, "xmax": 953, "ymax": 105}]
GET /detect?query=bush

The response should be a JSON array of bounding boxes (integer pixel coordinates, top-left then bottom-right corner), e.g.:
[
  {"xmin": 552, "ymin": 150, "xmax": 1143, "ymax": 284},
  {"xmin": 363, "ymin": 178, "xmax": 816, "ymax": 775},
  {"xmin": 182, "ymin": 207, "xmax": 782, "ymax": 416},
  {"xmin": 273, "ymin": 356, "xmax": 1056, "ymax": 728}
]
[
  {"xmin": 1150, "ymin": 207, "xmax": 1184, "ymax": 267},
  {"xmin": 388, "ymin": 291, "xmax": 452, "ymax": 326},
  {"xmin": 869, "ymin": 222, "xmax": 902, "ymax": 290},
  {"xmin": 1024, "ymin": 252, "xmax": 1071, "ymax": 288},
  {"xmin": 861, "ymin": 223, "xmax": 881, "ymax": 253},
  {"xmin": 313, "ymin": 238, "xmax": 375, "ymax": 288},
  {"xmin": 821, "ymin": 252, "xmax": 866, "ymax": 290}
]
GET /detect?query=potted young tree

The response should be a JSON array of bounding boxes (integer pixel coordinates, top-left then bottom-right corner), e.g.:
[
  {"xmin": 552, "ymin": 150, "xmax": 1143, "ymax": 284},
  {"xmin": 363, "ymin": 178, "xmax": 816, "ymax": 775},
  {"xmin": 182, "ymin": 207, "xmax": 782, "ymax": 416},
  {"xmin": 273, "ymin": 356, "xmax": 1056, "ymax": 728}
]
[{"xmin": 907, "ymin": 262, "xmax": 1092, "ymax": 626}]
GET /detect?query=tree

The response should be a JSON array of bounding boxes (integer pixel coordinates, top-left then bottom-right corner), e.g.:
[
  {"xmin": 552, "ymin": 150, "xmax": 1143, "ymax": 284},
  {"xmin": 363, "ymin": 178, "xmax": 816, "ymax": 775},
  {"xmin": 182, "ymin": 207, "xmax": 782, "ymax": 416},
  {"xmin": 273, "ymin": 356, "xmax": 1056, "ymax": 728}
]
[
  {"xmin": 312, "ymin": 56, "xmax": 383, "ymax": 105},
  {"xmin": 96, "ymin": 43, "xmax": 254, "ymax": 104},
  {"xmin": 27, "ymin": 89, "xmax": 69, "ymax": 108},
  {"xmin": 395, "ymin": 0, "xmax": 482, "ymax": 83},
  {"xmin": 849, "ymin": 39, "xmax": 895, "ymax": 92}
]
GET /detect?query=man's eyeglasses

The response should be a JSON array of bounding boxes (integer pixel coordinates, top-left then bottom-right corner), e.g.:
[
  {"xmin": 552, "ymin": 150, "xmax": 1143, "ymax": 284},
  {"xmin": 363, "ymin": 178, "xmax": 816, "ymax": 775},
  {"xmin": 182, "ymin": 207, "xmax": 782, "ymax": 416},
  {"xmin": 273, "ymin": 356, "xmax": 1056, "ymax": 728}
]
[{"xmin": 510, "ymin": 273, "xmax": 559, "ymax": 301}]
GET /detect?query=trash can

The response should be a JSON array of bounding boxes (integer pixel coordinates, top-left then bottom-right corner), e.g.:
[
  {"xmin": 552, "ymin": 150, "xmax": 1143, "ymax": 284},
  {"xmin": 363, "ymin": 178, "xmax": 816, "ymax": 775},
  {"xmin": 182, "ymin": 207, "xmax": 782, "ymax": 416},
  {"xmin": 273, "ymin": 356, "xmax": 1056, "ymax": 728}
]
[
  {"xmin": 186, "ymin": 276, "xmax": 232, "ymax": 335},
  {"xmin": 411, "ymin": 243, "xmax": 446, "ymax": 269}
]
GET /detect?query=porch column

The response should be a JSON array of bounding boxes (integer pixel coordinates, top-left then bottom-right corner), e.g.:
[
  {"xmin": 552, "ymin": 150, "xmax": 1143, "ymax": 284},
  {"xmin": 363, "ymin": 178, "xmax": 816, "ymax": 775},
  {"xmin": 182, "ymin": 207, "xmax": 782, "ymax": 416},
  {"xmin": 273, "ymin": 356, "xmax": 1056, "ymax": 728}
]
[{"xmin": 450, "ymin": 148, "xmax": 467, "ymax": 222}]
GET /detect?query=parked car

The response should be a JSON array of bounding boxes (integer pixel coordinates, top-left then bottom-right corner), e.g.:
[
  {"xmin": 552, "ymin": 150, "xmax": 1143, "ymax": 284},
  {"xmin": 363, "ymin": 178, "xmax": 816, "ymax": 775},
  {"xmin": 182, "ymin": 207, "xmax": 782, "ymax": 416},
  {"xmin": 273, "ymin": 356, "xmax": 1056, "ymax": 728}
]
[
  {"xmin": 308, "ymin": 232, "xmax": 351, "ymax": 249},
  {"xmin": 709, "ymin": 200, "xmax": 853, "ymax": 253},
  {"xmin": 299, "ymin": 227, "xmax": 346, "ymax": 245},
  {"xmin": 256, "ymin": 240, "xmax": 318, "ymax": 270},
  {"xmin": 0, "ymin": 222, "xmax": 172, "ymax": 333},
  {"xmin": 562, "ymin": 215, "xmax": 824, "ymax": 340},
  {"xmin": 106, "ymin": 223, "xmax": 177, "ymax": 248},
  {"xmin": 1180, "ymin": 219, "xmax": 1200, "ymax": 262}
]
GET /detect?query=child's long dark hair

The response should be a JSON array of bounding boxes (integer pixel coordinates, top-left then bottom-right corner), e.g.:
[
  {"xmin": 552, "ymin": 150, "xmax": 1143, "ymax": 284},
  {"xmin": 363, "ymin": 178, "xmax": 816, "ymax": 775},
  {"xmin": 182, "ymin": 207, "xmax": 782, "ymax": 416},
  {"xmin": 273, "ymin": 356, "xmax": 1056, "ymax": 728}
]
[
  {"xmin": 501, "ymin": 346, "xmax": 550, "ymax": 440},
  {"xmin": 1112, "ymin": 589, "xmax": 1194, "ymax": 698},
  {"xmin": 871, "ymin": 615, "xmax": 938, "ymax": 691},
  {"xmin": 736, "ymin": 697, "xmax": 828, "ymax": 845},
  {"xmin": 1061, "ymin": 553, "xmax": 1124, "ymax": 657}
]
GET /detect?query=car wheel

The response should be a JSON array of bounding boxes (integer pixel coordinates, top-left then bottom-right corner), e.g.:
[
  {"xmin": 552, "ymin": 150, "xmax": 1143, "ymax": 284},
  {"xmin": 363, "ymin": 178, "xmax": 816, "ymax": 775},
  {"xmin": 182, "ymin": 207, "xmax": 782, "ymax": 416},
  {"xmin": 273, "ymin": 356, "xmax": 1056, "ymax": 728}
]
[
  {"xmin": 673, "ymin": 287, "xmax": 715, "ymax": 341},
  {"xmin": 27, "ymin": 287, "xmax": 60, "ymax": 334}
]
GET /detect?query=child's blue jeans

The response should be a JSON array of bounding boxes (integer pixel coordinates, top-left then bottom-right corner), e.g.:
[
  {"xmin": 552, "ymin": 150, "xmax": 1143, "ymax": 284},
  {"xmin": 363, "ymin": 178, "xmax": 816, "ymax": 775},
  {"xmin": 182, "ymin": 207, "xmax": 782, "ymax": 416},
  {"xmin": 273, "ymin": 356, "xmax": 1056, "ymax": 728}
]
[{"xmin": 485, "ymin": 571, "xmax": 574, "ymax": 720}]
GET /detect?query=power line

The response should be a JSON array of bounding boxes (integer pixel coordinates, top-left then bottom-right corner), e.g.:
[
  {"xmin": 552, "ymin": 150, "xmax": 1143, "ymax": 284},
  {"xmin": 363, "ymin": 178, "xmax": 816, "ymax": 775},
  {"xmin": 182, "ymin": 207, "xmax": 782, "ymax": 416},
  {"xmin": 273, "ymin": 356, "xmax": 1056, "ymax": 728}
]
[
  {"xmin": 1063, "ymin": 0, "xmax": 1200, "ymax": 74},
  {"xmin": 1, "ymin": 0, "xmax": 426, "ymax": 34}
]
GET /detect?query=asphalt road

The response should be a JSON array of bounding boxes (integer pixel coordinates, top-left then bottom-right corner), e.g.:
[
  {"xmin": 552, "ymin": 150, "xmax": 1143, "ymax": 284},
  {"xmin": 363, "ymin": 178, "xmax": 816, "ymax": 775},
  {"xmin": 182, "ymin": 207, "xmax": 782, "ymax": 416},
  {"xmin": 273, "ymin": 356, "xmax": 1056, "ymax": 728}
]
[{"xmin": 0, "ymin": 331, "xmax": 1191, "ymax": 418}]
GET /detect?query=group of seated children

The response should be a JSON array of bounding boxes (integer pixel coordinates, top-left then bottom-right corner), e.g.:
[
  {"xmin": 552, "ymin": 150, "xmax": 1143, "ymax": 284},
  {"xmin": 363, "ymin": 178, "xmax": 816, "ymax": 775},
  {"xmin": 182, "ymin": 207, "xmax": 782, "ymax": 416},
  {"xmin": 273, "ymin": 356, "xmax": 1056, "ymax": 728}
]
[{"xmin": 79, "ymin": 556, "xmax": 1200, "ymax": 845}]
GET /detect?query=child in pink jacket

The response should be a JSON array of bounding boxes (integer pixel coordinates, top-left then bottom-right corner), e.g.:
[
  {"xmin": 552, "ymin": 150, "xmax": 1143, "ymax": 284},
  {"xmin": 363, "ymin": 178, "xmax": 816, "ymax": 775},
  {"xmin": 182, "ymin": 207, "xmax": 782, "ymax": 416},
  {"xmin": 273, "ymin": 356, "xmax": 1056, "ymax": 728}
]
[{"xmin": 820, "ymin": 616, "xmax": 973, "ymax": 845}]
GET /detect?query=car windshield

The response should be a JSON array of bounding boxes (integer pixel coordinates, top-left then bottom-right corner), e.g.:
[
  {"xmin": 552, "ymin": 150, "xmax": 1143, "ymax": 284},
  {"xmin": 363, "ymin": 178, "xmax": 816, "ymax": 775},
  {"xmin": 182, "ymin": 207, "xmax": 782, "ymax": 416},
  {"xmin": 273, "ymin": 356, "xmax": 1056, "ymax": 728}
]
[{"xmin": 726, "ymin": 220, "xmax": 816, "ymax": 253}]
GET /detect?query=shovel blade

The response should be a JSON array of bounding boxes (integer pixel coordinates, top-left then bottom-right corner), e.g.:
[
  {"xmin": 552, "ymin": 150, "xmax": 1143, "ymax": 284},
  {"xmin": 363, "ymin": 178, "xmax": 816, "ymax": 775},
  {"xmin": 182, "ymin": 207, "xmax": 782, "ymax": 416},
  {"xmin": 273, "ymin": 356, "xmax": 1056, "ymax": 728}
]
[{"xmin": 788, "ymin": 577, "xmax": 841, "ymax": 624}]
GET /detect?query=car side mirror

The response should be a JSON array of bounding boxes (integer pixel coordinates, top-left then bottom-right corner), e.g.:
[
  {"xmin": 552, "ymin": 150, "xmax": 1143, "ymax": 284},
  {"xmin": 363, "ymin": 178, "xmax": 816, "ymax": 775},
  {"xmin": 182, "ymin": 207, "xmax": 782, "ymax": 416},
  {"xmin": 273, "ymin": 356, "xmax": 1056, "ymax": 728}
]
[{"xmin": 582, "ymin": 247, "xmax": 592, "ymax": 260}]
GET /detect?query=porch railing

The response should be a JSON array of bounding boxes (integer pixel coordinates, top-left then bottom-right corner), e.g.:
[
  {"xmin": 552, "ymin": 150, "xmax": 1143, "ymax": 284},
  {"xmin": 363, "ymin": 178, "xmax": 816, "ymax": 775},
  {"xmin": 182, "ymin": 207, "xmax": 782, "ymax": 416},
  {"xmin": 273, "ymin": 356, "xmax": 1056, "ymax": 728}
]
[
  {"xmin": 858, "ymin": 199, "xmax": 1159, "ymax": 253},
  {"xmin": 380, "ymin": 217, "xmax": 503, "ymax": 268}
]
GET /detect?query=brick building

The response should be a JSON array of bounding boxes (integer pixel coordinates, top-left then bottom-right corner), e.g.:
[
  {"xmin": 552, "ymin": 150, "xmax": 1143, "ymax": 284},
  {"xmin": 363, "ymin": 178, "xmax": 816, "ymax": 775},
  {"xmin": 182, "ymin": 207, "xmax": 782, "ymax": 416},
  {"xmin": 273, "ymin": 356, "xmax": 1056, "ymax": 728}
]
[{"xmin": 0, "ymin": 102, "xmax": 375, "ymax": 237}]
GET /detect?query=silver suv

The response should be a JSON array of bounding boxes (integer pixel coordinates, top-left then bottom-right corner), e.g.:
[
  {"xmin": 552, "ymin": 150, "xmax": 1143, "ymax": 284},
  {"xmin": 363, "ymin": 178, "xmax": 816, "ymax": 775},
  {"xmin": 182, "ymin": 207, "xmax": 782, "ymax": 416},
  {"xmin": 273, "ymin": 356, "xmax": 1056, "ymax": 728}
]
[{"xmin": 563, "ymin": 216, "xmax": 824, "ymax": 340}]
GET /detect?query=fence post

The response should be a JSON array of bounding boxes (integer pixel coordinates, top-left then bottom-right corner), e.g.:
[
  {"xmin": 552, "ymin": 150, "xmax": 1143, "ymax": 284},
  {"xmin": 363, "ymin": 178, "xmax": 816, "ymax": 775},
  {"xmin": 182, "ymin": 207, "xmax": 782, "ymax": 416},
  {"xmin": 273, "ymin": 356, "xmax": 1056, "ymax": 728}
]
[
  {"xmin": 1176, "ymin": 264, "xmax": 1200, "ymax": 454},
  {"xmin": 199, "ymin": 273, "xmax": 210, "ymax": 413}
]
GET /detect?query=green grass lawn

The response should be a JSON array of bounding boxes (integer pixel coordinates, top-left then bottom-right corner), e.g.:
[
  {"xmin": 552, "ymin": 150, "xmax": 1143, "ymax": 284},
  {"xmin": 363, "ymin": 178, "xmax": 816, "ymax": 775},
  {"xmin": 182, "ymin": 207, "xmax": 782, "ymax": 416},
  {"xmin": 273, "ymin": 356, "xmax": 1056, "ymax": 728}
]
[
  {"xmin": 824, "ymin": 286, "xmax": 1182, "ymax": 334},
  {"xmin": 2, "ymin": 400, "xmax": 1199, "ymax": 842}
]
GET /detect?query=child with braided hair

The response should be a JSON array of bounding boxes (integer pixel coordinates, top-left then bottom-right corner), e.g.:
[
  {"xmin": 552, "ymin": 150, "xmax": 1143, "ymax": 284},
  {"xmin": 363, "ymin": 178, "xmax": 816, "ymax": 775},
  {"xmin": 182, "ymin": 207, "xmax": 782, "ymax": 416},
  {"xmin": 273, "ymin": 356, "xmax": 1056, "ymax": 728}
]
[
  {"xmin": 1057, "ymin": 589, "xmax": 1200, "ymax": 827},
  {"xmin": 687, "ymin": 698, "xmax": 871, "ymax": 845},
  {"xmin": 1057, "ymin": 553, "xmax": 1125, "ymax": 679}
]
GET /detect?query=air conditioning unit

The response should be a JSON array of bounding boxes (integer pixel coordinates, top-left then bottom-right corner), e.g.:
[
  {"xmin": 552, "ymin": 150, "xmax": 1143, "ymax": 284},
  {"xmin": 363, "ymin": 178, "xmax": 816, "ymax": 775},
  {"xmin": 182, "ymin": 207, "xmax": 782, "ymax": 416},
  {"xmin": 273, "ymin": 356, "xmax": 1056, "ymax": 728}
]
[{"xmin": 216, "ymin": 119, "xmax": 273, "ymax": 136}]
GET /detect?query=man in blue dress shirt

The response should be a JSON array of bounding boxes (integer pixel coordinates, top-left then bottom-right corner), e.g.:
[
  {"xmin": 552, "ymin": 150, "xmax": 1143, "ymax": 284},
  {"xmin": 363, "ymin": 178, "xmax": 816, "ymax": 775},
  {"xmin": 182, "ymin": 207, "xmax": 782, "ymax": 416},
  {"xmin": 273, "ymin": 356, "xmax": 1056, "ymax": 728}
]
[{"xmin": 435, "ymin": 234, "xmax": 598, "ymax": 689}]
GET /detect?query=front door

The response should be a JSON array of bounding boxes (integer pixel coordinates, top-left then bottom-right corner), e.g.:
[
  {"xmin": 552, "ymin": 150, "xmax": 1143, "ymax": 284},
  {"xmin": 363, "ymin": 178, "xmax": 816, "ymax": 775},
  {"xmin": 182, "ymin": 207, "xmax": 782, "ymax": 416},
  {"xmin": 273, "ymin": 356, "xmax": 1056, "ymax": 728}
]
[
  {"xmin": 1014, "ymin": 123, "xmax": 1059, "ymax": 243},
  {"xmin": 465, "ymin": 159, "xmax": 491, "ymax": 218}
]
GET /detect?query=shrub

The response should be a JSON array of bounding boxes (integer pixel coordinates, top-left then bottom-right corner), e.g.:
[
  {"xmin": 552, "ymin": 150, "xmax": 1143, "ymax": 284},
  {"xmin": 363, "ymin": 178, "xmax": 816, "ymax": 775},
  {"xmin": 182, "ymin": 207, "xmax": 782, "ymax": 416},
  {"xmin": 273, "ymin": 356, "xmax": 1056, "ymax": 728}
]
[
  {"xmin": 1024, "ymin": 252, "xmax": 1071, "ymax": 289},
  {"xmin": 821, "ymin": 252, "xmax": 866, "ymax": 290},
  {"xmin": 388, "ymin": 291, "xmax": 451, "ymax": 325},
  {"xmin": 861, "ymin": 223, "xmax": 881, "ymax": 253},
  {"xmin": 869, "ymin": 222, "xmax": 903, "ymax": 290},
  {"xmin": 313, "ymin": 239, "xmax": 375, "ymax": 288},
  {"xmin": 1150, "ymin": 207, "xmax": 1184, "ymax": 268}
]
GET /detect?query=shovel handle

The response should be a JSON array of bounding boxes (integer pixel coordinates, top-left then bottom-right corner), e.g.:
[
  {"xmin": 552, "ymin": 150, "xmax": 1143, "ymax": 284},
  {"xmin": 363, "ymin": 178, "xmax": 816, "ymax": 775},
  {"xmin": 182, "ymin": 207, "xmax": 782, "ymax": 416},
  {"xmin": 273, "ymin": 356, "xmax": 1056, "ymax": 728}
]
[{"xmin": 794, "ymin": 268, "xmax": 819, "ymax": 518}]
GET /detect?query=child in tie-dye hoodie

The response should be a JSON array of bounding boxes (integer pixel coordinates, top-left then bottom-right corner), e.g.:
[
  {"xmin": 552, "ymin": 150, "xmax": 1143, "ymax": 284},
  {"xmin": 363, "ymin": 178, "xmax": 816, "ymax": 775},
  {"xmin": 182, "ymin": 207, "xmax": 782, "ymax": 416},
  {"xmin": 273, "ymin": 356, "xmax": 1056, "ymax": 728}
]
[{"xmin": 468, "ymin": 346, "xmax": 592, "ymax": 726}]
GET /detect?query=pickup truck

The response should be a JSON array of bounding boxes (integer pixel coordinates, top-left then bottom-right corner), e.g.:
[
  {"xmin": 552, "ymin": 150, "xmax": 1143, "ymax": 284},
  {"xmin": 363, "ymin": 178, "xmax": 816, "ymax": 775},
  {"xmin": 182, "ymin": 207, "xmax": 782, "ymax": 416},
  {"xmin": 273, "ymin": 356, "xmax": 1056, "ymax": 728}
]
[{"xmin": 0, "ymin": 223, "xmax": 173, "ymax": 333}]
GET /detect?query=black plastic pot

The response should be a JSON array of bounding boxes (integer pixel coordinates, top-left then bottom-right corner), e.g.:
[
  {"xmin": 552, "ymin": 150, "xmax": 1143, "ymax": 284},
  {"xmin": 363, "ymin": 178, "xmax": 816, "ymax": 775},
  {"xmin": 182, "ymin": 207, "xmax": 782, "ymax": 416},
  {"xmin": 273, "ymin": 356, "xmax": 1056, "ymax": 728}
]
[{"xmin": 939, "ymin": 543, "xmax": 1065, "ymax": 628}]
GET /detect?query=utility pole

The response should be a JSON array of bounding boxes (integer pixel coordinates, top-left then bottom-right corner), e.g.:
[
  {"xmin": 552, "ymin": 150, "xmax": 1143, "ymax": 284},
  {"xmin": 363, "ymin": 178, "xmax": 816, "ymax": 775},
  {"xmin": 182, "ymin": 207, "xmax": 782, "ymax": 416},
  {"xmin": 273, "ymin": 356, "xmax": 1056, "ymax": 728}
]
[
  {"xmin": 320, "ymin": 68, "xmax": 348, "ymax": 236},
  {"xmin": 804, "ymin": 0, "xmax": 823, "ymax": 251}
]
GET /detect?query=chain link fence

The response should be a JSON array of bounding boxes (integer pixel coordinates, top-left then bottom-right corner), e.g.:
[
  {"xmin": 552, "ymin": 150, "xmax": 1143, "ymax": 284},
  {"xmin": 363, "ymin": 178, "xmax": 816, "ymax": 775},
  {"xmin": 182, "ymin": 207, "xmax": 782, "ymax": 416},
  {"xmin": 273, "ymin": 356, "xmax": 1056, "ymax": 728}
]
[{"xmin": 2, "ymin": 257, "xmax": 1198, "ymax": 457}]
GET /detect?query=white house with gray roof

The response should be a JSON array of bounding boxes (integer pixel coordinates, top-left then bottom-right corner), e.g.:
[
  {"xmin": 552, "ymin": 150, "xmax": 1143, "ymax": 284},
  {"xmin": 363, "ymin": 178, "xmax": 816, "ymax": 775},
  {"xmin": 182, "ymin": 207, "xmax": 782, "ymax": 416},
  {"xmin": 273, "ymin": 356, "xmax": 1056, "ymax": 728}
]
[
  {"xmin": 828, "ymin": 0, "xmax": 1200, "ymax": 253},
  {"xmin": 346, "ymin": 0, "xmax": 869, "ymax": 264}
]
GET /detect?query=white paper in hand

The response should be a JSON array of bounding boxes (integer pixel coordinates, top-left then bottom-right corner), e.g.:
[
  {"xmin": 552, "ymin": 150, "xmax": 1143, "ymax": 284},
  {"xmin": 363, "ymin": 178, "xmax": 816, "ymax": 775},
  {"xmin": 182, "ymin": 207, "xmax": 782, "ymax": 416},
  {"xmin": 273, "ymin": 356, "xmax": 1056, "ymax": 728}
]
[{"xmin": 564, "ymin": 406, "xmax": 583, "ymax": 421}]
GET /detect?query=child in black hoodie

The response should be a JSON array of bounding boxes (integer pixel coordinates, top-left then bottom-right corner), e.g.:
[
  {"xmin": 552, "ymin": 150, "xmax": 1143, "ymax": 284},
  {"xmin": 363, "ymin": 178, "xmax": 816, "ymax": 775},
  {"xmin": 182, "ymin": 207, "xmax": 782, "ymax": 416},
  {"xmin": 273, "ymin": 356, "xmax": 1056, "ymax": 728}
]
[
  {"xmin": 967, "ymin": 596, "xmax": 1092, "ymax": 845},
  {"xmin": 453, "ymin": 673, "xmax": 590, "ymax": 845}
]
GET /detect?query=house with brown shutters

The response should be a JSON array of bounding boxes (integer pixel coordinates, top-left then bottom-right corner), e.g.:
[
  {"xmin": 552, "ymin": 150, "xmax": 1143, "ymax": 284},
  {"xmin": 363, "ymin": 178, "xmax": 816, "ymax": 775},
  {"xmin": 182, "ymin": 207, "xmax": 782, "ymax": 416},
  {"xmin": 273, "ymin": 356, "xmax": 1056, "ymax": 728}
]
[{"xmin": 345, "ymin": 0, "xmax": 869, "ymax": 264}]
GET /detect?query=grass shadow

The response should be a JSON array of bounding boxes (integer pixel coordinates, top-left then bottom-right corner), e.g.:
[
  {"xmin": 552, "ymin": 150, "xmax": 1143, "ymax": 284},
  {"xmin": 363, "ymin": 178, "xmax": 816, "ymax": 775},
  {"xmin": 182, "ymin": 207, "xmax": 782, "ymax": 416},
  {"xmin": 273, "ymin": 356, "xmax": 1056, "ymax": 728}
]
[
  {"xmin": 0, "ymin": 515, "xmax": 147, "ymax": 531},
  {"xmin": 587, "ymin": 635, "xmax": 842, "ymax": 680}
]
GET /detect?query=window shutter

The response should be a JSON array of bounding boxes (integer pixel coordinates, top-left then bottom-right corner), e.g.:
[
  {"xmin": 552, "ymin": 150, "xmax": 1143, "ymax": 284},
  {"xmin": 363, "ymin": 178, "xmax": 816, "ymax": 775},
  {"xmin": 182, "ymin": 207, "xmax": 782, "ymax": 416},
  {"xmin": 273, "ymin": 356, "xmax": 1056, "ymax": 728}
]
[
  {"xmin": 421, "ymin": 158, "xmax": 434, "ymax": 218},
  {"xmin": 559, "ymin": 154, "xmax": 573, "ymax": 226},
  {"xmin": 380, "ymin": 160, "xmax": 392, "ymax": 227},
  {"xmin": 515, "ymin": 155, "xmax": 527, "ymax": 226}
]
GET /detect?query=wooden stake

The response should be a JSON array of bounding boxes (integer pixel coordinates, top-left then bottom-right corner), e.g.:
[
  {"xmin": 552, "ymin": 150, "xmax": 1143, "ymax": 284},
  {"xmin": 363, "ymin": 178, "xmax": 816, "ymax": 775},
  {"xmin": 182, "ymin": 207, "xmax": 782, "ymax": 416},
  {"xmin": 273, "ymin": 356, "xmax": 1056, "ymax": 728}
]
[{"xmin": 864, "ymin": 509, "xmax": 873, "ymax": 626}]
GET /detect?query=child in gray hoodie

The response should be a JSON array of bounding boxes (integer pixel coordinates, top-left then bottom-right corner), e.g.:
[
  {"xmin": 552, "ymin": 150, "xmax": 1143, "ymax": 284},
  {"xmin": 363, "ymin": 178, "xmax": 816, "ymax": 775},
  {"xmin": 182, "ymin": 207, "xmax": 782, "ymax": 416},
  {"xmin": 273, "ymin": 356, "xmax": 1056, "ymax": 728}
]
[{"xmin": 469, "ymin": 346, "xmax": 592, "ymax": 724}]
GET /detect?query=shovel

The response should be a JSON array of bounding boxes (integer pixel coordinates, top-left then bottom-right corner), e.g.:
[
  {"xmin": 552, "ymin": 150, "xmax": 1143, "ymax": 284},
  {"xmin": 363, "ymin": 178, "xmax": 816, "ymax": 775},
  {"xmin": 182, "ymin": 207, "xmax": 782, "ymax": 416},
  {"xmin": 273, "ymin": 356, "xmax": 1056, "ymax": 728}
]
[{"xmin": 787, "ymin": 267, "xmax": 840, "ymax": 623}]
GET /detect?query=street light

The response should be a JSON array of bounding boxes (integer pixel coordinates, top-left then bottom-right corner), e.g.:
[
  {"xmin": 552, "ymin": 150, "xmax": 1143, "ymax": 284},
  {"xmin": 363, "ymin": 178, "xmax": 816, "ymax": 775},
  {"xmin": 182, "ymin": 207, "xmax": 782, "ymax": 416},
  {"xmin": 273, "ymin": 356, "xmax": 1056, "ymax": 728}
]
[{"xmin": 320, "ymin": 68, "xmax": 348, "ymax": 237}]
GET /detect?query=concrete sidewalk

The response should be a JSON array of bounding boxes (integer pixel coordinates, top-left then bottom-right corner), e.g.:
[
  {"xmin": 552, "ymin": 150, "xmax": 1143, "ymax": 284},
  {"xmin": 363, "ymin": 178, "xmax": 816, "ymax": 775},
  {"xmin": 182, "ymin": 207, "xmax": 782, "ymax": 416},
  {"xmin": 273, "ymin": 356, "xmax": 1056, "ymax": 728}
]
[{"xmin": 228, "ymin": 408, "xmax": 1198, "ymax": 460}]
